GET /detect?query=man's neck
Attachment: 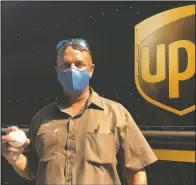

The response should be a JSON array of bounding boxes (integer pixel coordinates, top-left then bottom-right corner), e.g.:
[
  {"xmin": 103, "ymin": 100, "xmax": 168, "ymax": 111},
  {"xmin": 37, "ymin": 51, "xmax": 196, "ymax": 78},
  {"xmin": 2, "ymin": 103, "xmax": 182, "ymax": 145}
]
[{"xmin": 63, "ymin": 87, "xmax": 90, "ymax": 107}]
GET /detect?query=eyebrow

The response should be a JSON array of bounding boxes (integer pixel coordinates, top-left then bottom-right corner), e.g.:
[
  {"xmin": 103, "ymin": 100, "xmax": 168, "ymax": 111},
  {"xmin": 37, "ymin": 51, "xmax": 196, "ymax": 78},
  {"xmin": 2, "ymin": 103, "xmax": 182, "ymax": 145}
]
[
  {"xmin": 58, "ymin": 60, "xmax": 88, "ymax": 66},
  {"xmin": 75, "ymin": 60, "xmax": 87, "ymax": 65}
]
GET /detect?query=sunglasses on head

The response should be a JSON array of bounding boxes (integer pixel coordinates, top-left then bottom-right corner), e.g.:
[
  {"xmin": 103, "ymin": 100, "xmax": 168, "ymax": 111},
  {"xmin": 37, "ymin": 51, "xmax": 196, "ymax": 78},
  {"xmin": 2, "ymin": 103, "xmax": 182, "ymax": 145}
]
[{"xmin": 56, "ymin": 38, "xmax": 91, "ymax": 55}]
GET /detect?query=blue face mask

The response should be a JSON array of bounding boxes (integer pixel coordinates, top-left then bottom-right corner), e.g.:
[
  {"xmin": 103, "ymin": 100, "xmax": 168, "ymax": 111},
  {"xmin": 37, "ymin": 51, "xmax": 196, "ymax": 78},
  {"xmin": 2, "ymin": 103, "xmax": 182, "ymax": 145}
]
[{"xmin": 57, "ymin": 66, "xmax": 90, "ymax": 95}]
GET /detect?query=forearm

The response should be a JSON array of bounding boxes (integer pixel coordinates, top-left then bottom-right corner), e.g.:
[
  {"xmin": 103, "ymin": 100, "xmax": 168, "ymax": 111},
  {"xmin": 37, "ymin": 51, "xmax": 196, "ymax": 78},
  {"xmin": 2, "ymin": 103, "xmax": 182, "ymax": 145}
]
[
  {"xmin": 10, "ymin": 154, "xmax": 35, "ymax": 180},
  {"xmin": 126, "ymin": 169, "xmax": 147, "ymax": 185}
]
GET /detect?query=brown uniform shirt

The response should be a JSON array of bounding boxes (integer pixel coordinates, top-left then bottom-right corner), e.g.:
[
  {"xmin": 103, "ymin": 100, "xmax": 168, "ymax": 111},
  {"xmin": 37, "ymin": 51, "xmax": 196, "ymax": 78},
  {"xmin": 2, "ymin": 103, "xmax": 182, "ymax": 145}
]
[{"xmin": 26, "ymin": 88, "xmax": 157, "ymax": 185}]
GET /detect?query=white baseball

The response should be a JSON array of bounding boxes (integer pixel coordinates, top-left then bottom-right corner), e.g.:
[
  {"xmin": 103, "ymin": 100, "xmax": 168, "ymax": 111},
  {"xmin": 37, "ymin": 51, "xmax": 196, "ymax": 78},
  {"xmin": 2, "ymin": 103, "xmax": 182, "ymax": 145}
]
[{"xmin": 8, "ymin": 130, "xmax": 27, "ymax": 148}]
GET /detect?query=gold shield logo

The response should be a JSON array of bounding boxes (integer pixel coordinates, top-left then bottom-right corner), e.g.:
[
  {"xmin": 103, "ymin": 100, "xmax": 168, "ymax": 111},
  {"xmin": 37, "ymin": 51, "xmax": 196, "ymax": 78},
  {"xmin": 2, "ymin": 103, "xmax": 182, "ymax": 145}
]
[{"xmin": 135, "ymin": 5, "xmax": 195, "ymax": 116}]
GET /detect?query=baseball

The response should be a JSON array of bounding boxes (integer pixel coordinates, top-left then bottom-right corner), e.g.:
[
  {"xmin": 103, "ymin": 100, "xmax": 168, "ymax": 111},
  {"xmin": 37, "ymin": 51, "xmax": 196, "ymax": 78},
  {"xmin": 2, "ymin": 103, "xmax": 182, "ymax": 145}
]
[{"xmin": 8, "ymin": 130, "xmax": 27, "ymax": 148}]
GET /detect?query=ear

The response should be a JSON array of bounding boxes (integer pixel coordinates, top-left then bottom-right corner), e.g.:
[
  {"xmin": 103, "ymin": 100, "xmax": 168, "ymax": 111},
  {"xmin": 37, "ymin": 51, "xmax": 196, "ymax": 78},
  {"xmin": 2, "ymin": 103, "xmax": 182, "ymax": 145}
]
[
  {"xmin": 89, "ymin": 64, "xmax": 95, "ymax": 78},
  {"xmin": 55, "ymin": 66, "xmax": 58, "ymax": 74}
]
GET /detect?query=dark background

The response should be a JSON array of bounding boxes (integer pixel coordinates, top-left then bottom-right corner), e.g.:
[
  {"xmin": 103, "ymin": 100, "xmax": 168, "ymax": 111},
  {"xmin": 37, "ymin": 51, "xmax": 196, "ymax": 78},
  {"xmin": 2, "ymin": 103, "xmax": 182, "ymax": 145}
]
[
  {"xmin": 1, "ymin": 1, "xmax": 195, "ymax": 185},
  {"xmin": 1, "ymin": 1, "xmax": 195, "ymax": 129}
]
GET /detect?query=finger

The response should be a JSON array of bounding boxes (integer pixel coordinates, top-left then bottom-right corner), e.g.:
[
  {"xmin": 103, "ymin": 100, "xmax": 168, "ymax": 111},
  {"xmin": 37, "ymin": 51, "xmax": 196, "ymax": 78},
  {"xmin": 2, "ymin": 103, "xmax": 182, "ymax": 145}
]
[
  {"xmin": 7, "ymin": 146, "xmax": 21, "ymax": 153},
  {"xmin": 6, "ymin": 126, "xmax": 19, "ymax": 135},
  {"xmin": 24, "ymin": 138, "xmax": 30, "ymax": 146},
  {"xmin": 20, "ymin": 138, "xmax": 30, "ymax": 149},
  {"xmin": 1, "ymin": 135, "xmax": 16, "ymax": 143}
]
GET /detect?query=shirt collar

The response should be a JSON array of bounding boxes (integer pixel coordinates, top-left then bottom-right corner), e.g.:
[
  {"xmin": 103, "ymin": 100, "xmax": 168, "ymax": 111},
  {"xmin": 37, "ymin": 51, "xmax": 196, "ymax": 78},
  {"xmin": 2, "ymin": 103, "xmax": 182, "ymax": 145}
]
[
  {"xmin": 55, "ymin": 87, "xmax": 104, "ymax": 112},
  {"xmin": 87, "ymin": 87, "xmax": 104, "ymax": 110}
]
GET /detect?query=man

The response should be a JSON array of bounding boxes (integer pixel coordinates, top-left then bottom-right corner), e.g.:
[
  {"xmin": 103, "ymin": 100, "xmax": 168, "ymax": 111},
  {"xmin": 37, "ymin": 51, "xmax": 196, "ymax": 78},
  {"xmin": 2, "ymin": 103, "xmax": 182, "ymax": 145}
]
[{"xmin": 2, "ymin": 38, "xmax": 158, "ymax": 185}]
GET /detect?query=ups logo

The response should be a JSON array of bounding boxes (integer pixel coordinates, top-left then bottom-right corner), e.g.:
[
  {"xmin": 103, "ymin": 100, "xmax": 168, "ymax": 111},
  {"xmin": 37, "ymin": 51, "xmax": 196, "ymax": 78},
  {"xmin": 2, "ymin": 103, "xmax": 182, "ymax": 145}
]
[{"xmin": 135, "ymin": 5, "xmax": 195, "ymax": 116}]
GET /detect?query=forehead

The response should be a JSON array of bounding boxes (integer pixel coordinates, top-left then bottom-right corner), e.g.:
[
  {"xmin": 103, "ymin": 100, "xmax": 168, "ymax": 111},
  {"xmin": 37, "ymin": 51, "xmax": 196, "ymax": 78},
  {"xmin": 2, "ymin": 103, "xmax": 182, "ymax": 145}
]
[{"xmin": 57, "ymin": 46, "xmax": 91, "ymax": 63}]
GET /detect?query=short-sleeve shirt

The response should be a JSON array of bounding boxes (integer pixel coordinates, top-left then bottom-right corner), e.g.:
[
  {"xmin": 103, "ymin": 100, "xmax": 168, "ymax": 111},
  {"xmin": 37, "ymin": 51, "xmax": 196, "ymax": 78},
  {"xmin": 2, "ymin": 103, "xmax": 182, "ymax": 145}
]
[{"xmin": 26, "ymin": 88, "xmax": 157, "ymax": 185}]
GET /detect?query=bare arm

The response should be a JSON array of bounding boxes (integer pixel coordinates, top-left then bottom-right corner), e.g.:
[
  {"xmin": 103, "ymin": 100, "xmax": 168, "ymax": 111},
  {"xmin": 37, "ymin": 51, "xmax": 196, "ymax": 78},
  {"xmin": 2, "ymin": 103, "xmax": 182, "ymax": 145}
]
[
  {"xmin": 9, "ymin": 154, "xmax": 35, "ymax": 180},
  {"xmin": 118, "ymin": 106, "xmax": 157, "ymax": 185},
  {"xmin": 1, "ymin": 126, "xmax": 35, "ymax": 181},
  {"xmin": 126, "ymin": 168, "xmax": 147, "ymax": 185}
]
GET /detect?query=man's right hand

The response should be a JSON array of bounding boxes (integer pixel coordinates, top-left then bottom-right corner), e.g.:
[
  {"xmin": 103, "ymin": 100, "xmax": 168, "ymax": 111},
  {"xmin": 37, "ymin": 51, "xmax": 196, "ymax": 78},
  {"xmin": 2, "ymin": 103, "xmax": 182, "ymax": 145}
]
[{"xmin": 1, "ymin": 126, "xmax": 30, "ymax": 164}]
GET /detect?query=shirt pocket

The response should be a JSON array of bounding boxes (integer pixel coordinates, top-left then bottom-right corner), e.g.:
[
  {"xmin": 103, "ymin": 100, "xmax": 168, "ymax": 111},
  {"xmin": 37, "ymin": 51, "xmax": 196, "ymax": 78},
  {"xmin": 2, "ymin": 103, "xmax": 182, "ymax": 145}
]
[{"xmin": 85, "ymin": 132, "xmax": 114, "ymax": 164}]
